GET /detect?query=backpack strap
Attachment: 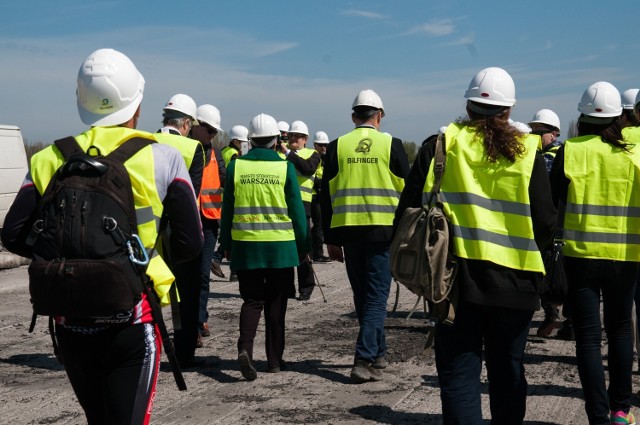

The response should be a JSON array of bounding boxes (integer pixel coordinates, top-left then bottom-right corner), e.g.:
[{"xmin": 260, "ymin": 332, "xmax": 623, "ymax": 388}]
[
  {"xmin": 54, "ymin": 136, "xmax": 85, "ymax": 159},
  {"xmin": 427, "ymin": 134, "xmax": 447, "ymax": 207},
  {"xmin": 107, "ymin": 137, "xmax": 156, "ymax": 165}
]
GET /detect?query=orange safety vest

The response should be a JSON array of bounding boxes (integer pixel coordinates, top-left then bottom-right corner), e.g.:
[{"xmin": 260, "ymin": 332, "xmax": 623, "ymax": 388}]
[{"xmin": 200, "ymin": 152, "xmax": 222, "ymax": 219}]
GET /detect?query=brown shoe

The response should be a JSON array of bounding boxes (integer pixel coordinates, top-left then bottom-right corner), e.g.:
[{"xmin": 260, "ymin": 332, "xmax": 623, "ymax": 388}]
[
  {"xmin": 210, "ymin": 261, "xmax": 225, "ymax": 278},
  {"xmin": 536, "ymin": 316, "xmax": 560, "ymax": 338},
  {"xmin": 200, "ymin": 322, "xmax": 210, "ymax": 337},
  {"xmin": 195, "ymin": 334, "xmax": 203, "ymax": 349}
]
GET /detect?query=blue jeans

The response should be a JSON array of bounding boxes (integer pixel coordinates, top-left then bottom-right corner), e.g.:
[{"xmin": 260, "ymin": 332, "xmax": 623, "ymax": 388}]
[
  {"xmin": 343, "ymin": 241, "xmax": 391, "ymax": 362},
  {"xmin": 564, "ymin": 257, "xmax": 638, "ymax": 425},
  {"xmin": 199, "ymin": 221, "xmax": 219, "ymax": 324},
  {"xmin": 435, "ymin": 302, "xmax": 533, "ymax": 425}
]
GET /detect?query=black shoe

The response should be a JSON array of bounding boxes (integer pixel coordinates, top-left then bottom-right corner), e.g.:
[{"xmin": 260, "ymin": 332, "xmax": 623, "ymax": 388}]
[
  {"xmin": 267, "ymin": 360, "xmax": 287, "ymax": 373},
  {"xmin": 557, "ymin": 320, "xmax": 575, "ymax": 341},
  {"xmin": 238, "ymin": 350, "xmax": 257, "ymax": 381},
  {"xmin": 229, "ymin": 272, "xmax": 238, "ymax": 282},
  {"xmin": 312, "ymin": 255, "xmax": 333, "ymax": 263},
  {"xmin": 536, "ymin": 315, "xmax": 560, "ymax": 338},
  {"xmin": 297, "ymin": 292, "xmax": 312, "ymax": 301}
]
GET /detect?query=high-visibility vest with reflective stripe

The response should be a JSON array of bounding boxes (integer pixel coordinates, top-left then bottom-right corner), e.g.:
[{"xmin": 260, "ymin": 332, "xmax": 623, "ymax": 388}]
[
  {"xmin": 200, "ymin": 152, "xmax": 222, "ymax": 219},
  {"xmin": 222, "ymin": 145, "xmax": 239, "ymax": 166},
  {"xmin": 329, "ymin": 128, "xmax": 404, "ymax": 228},
  {"xmin": 563, "ymin": 131, "xmax": 640, "ymax": 261},
  {"xmin": 155, "ymin": 132, "xmax": 201, "ymax": 170},
  {"xmin": 232, "ymin": 159, "xmax": 295, "ymax": 242},
  {"xmin": 424, "ymin": 123, "xmax": 544, "ymax": 272},
  {"xmin": 312, "ymin": 161, "xmax": 323, "ymax": 196},
  {"xmin": 293, "ymin": 147, "xmax": 317, "ymax": 202},
  {"xmin": 30, "ymin": 126, "xmax": 176, "ymax": 305}
]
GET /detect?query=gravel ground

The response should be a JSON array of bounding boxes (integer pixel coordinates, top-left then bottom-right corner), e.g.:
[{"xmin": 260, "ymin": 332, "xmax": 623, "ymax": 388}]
[{"xmin": 1, "ymin": 260, "xmax": 639, "ymax": 424}]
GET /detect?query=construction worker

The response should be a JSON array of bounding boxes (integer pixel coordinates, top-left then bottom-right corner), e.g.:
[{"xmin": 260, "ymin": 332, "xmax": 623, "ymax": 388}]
[
  {"xmin": 1, "ymin": 48, "xmax": 202, "ymax": 424},
  {"xmin": 190, "ymin": 104, "xmax": 226, "ymax": 345},
  {"xmin": 277, "ymin": 120, "xmax": 321, "ymax": 300},
  {"xmin": 310, "ymin": 131, "xmax": 332, "ymax": 263},
  {"xmin": 550, "ymin": 82, "xmax": 639, "ymax": 425},
  {"xmin": 320, "ymin": 89, "xmax": 409, "ymax": 383},
  {"xmin": 211, "ymin": 125, "xmax": 249, "ymax": 281},
  {"xmin": 622, "ymin": 88, "xmax": 640, "ymax": 126},
  {"xmin": 155, "ymin": 94, "xmax": 206, "ymax": 367},
  {"xmin": 219, "ymin": 113, "xmax": 309, "ymax": 380},
  {"xmin": 278, "ymin": 120, "xmax": 289, "ymax": 145},
  {"xmin": 395, "ymin": 68, "xmax": 556, "ymax": 423}
]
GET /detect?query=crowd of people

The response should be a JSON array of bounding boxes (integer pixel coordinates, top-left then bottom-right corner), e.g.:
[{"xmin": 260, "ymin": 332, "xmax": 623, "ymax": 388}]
[{"xmin": 2, "ymin": 48, "xmax": 640, "ymax": 425}]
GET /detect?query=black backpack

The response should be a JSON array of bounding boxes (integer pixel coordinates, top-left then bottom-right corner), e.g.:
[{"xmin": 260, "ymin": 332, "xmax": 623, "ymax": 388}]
[{"xmin": 27, "ymin": 137, "xmax": 153, "ymax": 319}]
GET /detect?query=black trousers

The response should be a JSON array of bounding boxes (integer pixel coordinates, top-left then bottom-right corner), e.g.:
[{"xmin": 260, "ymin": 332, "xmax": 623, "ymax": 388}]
[
  {"xmin": 237, "ymin": 267, "xmax": 294, "ymax": 369},
  {"xmin": 310, "ymin": 196, "xmax": 324, "ymax": 258},
  {"xmin": 56, "ymin": 323, "xmax": 161, "ymax": 425},
  {"xmin": 172, "ymin": 254, "xmax": 202, "ymax": 361},
  {"xmin": 297, "ymin": 217, "xmax": 315, "ymax": 296}
]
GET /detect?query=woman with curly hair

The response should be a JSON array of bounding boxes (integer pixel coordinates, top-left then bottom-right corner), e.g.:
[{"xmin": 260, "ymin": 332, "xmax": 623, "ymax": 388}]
[{"xmin": 394, "ymin": 67, "xmax": 556, "ymax": 424}]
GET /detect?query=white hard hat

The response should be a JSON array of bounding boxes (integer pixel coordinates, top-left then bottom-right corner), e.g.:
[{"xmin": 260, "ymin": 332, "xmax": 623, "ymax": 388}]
[
  {"xmin": 464, "ymin": 67, "xmax": 516, "ymax": 107},
  {"xmin": 313, "ymin": 131, "xmax": 329, "ymax": 144},
  {"xmin": 621, "ymin": 89, "xmax": 640, "ymax": 110},
  {"xmin": 578, "ymin": 81, "xmax": 622, "ymax": 118},
  {"xmin": 352, "ymin": 89, "xmax": 385, "ymax": 117},
  {"xmin": 196, "ymin": 104, "xmax": 222, "ymax": 130},
  {"xmin": 163, "ymin": 93, "xmax": 197, "ymax": 119},
  {"xmin": 248, "ymin": 113, "xmax": 280, "ymax": 139},
  {"xmin": 289, "ymin": 120, "xmax": 309, "ymax": 136},
  {"xmin": 228, "ymin": 125, "xmax": 249, "ymax": 142},
  {"xmin": 76, "ymin": 48, "xmax": 145, "ymax": 127},
  {"xmin": 438, "ymin": 126, "xmax": 448, "ymax": 135},
  {"xmin": 529, "ymin": 109, "xmax": 561, "ymax": 131},
  {"xmin": 509, "ymin": 119, "xmax": 532, "ymax": 133},
  {"xmin": 277, "ymin": 121, "xmax": 290, "ymax": 132}
]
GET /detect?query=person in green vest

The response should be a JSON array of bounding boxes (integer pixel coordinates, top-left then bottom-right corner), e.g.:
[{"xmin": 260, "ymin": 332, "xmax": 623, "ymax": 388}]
[
  {"xmin": 550, "ymin": 82, "xmax": 640, "ymax": 425},
  {"xmin": 219, "ymin": 113, "xmax": 309, "ymax": 381},
  {"xmin": 395, "ymin": 67, "xmax": 556, "ymax": 423},
  {"xmin": 320, "ymin": 89, "xmax": 409, "ymax": 383},
  {"xmin": 277, "ymin": 120, "xmax": 321, "ymax": 301}
]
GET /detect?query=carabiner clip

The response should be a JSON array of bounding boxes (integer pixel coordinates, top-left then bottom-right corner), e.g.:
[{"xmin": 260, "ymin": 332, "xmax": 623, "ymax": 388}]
[{"xmin": 127, "ymin": 234, "xmax": 150, "ymax": 266}]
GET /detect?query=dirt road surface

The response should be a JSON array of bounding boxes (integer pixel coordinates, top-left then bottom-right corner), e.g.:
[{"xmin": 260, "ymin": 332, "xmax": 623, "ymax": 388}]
[{"xmin": 1, "ymin": 261, "xmax": 637, "ymax": 424}]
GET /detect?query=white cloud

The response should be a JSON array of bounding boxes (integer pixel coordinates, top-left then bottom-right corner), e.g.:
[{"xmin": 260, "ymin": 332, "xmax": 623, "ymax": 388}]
[
  {"xmin": 342, "ymin": 9, "xmax": 386, "ymax": 20},
  {"xmin": 410, "ymin": 20, "xmax": 455, "ymax": 36}
]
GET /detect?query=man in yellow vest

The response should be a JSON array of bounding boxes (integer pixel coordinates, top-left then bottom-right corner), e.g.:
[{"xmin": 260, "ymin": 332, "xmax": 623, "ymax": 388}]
[
  {"xmin": 190, "ymin": 104, "xmax": 226, "ymax": 345},
  {"xmin": 1, "ymin": 48, "xmax": 202, "ymax": 424},
  {"xmin": 277, "ymin": 120, "xmax": 321, "ymax": 300},
  {"xmin": 320, "ymin": 90, "xmax": 409, "ymax": 383},
  {"xmin": 310, "ymin": 131, "xmax": 332, "ymax": 263},
  {"xmin": 155, "ymin": 93, "xmax": 206, "ymax": 367}
]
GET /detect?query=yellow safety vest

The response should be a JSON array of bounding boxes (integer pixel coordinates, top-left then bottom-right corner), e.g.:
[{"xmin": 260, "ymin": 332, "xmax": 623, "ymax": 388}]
[
  {"xmin": 155, "ymin": 132, "xmax": 202, "ymax": 170},
  {"xmin": 329, "ymin": 128, "xmax": 404, "ymax": 228},
  {"xmin": 292, "ymin": 147, "xmax": 317, "ymax": 203},
  {"xmin": 424, "ymin": 123, "xmax": 544, "ymax": 272},
  {"xmin": 231, "ymin": 159, "xmax": 295, "ymax": 242},
  {"xmin": 222, "ymin": 145, "xmax": 240, "ymax": 166},
  {"xmin": 30, "ymin": 127, "xmax": 176, "ymax": 305},
  {"xmin": 563, "ymin": 131, "xmax": 640, "ymax": 261},
  {"xmin": 312, "ymin": 161, "xmax": 323, "ymax": 196}
]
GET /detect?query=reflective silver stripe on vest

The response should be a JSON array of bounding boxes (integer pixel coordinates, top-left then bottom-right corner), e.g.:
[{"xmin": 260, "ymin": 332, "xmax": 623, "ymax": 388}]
[
  {"xmin": 566, "ymin": 202, "xmax": 640, "ymax": 217},
  {"xmin": 453, "ymin": 224, "xmax": 539, "ymax": 252},
  {"xmin": 564, "ymin": 229, "xmax": 640, "ymax": 245},
  {"xmin": 234, "ymin": 206, "xmax": 289, "ymax": 215},
  {"xmin": 332, "ymin": 188, "xmax": 400, "ymax": 203},
  {"xmin": 232, "ymin": 222, "xmax": 294, "ymax": 231},
  {"xmin": 333, "ymin": 204, "xmax": 397, "ymax": 214},
  {"xmin": 201, "ymin": 188, "xmax": 223, "ymax": 195},
  {"xmin": 136, "ymin": 206, "xmax": 159, "ymax": 227},
  {"xmin": 437, "ymin": 192, "xmax": 531, "ymax": 217},
  {"xmin": 202, "ymin": 202, "xmax": 222, "ymax": 209},
  {"xmin": 300, "ymin": 186, "xmax": 314, "ymax": 194}
]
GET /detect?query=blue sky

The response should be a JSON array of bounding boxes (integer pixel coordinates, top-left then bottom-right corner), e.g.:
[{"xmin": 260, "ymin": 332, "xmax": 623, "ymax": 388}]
[{"xmin": 2, "ymin": 1, "xmax": 639, "ymax": 145}]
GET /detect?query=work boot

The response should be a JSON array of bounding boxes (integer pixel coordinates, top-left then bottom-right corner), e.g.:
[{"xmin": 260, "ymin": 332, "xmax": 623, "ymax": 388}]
[
  {"xmin": 238, "ymin": 350, "xmax": 257, "ymax": 381},
  {"xmin": 350, "ymin": 359, "xmax": 384, "ymax": 383},
  {"xmin": 373, "ymin": 356, "xmax": 387, "ymax": 369},
  {"xmin": 210, "ymin": 261, "xmax": 225, "ymax": 279}
]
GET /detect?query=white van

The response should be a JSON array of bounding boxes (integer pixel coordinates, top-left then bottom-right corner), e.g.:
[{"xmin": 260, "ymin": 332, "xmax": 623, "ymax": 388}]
[{"xmin": 0, "ymin": 125, "xmax": 28, "ymax": 229}]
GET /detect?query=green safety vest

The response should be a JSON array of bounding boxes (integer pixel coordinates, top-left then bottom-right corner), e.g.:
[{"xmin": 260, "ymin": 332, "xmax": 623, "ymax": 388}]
[
  {"xmin": 563, "ymin": 130, "xmax": 640, "ymax": 261},
  {"xmin": 292, "ymin": 147, "xmax": 316, "ymax": 203},
  {"xmin": 30, "ymin": 126, "xmax": 176, "ymax": 305},
  {"xmin": 222, "ymin": 145, "xmax": 240, "ymax": 166},
  {"xmin": 329, "ymin": 128, "xmax": 404, "ymax": 228},
  {"xmin": 424, "ymin": 123, "xmax": 544, "ymax": 273},
  {"xmin": 231, "ymin": 159, "xmax": 295, "ymax": 242}
]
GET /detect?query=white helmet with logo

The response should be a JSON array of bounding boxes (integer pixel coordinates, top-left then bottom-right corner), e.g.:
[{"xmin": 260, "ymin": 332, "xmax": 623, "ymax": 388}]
[
  {"xmin": 229, "ymin": 125, "xmax": 249, "ymax": 142},
  {"xmin": 464, "ymin": 67, "xmax": 516, "ymax": 107},
  {"xmin": 163, "ymin": 93, "xmax": 197, "ymax": 119},
  {"xmin": 529, "ymin": 109, "xmax": 561, "ymax": 131},
  {"xmin": 289, "ymin": 120, "xmax": 309, "ymax": 136},
  {"xmin": 352, "ymin": 89, "xmax": 385, "ymax": 117},
  {"xmin": 621, "ymin": 89, "xmax": 640, "ymax": 110},
  {"xmin": 196, "ymin": 104, "xmax": 222, "ymax": 130},
  {"xmin": 578, "ymin": 82, "xmax": 622, "ymax": 117},
  {"xmin": 248, "ymin": 113, "xmax": 280, "ymax": 139},
  {"xmin": 313, "ymin": 131, "xmax": 329, "ymax": 144},
  {"xmin": 76, "ymin": 48, "xmax": 145, "ymax": 127}
]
